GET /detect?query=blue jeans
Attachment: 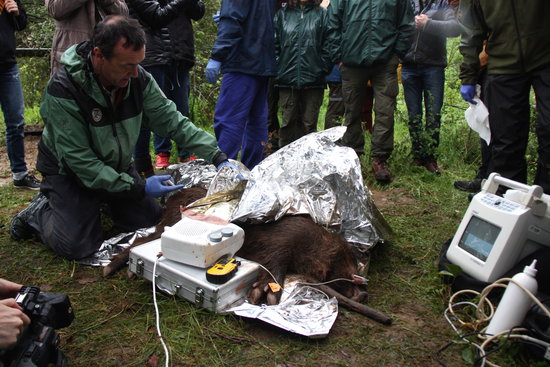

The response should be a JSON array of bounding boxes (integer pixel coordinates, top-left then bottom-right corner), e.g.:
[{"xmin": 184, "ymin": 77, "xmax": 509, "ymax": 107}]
[
  {"xmin": 401, "ymin": 65, "xmax": 445, "ymax": 160},
  {"xmin": 0, "ymin": 63, "xmax": 27, "ymax": 177},
  {"xmin": 214, "ymin": 72, "xmax": 269, "ymax": 169},
  {"xmin": 134, "ymin": 65, "xmax": 191, "ymax": 160}
]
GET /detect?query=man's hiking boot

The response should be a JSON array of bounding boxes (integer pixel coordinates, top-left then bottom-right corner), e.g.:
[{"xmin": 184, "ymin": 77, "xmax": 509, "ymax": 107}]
[
  {"xmin": 372, "ymin": 157, "xmax": 392, "ymax": 183},
  {"xmin": 424, "ymin": 158, "xmax": 441, "ymax": 175},
  {"xmin": 10, "ymin": 192, "xmax": 48, "ymax": 240}
]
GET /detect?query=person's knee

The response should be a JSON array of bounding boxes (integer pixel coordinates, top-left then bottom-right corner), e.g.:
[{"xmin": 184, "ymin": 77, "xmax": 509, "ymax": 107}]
[{"xmin": 45, "ymin": 228, "xmax": 101, "ymax": 260}]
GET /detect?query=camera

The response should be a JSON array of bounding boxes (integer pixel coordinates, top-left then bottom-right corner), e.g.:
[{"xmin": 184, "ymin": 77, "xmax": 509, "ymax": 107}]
[{"xmin": 0, "ymin": 286, "xmax": 74, "ymax": 367}]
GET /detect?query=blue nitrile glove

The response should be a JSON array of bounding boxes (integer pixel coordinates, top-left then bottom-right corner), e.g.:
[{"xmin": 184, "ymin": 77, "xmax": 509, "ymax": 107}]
[
  {"xmin": 212, "ymin": 11, "xmax": 220, "ymax": 25},
  {"xmin": 216, "ymin": 160, "xmax": 245, "ymax": 180},
  {"xmin": 145, "ymin": 175, "xmax": 184, "ymax": 198},
  {"xmin": 326, "ymin": 64, "xmax": 341, "ymax": 83},
  {"xmin": 460, "ymin": 85, "xmax": 477, "ymax": 104},
  {"xmin": 205, "ymin": 59, "xmax": 222, "ymax": 84}
]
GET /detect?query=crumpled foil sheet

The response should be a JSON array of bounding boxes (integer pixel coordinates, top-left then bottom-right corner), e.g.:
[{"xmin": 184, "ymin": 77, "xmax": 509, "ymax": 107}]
[
  {"xmin": 227, "ymin": 282, "xmax": 338, "ymax": 338},
  {"xmin": 76, "ymin": 227, "xmax": 156, "ymax": 266},
  {"xmin": 231, "ymin": 126, "xmax": 391, "ymax": 249}
]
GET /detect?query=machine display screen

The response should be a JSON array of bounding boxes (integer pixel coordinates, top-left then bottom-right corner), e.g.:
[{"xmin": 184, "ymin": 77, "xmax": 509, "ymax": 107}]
[{"xmin": 458, "ymin": 216, "xmax": 501, "ymax": 261}]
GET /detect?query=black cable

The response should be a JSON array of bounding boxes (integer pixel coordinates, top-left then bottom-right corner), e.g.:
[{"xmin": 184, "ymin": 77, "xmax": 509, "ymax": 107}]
[
  {"xmin": 435, "ymin": 331, "xmax": 487, "ymax": 367},
  {"xmin": 474, "ymin": 327, "xmax": 530, "ymax": 365}
]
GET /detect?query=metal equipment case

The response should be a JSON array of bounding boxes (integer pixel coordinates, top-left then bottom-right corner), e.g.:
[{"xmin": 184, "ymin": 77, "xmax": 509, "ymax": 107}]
[{"xmin": 128, "ymin": 239, "xmax": 260, "ymax": 313}]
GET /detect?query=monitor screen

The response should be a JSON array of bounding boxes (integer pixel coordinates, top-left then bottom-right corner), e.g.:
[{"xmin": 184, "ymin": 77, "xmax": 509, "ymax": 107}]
[{"xmin": 458, "ymin": 216, "xmax": 501, "ymax": 262}]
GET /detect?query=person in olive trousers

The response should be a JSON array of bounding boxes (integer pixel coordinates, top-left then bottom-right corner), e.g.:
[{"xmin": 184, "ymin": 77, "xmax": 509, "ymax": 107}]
[{"xmin": 327, "ymin": 0, "xmax": 414, "ymax": 183}]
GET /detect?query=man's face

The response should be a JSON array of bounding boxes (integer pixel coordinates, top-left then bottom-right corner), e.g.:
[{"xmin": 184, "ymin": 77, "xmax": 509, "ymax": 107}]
[{"xmin": 93, "ymin": 38, "xmax": 145, "ymax": 89}]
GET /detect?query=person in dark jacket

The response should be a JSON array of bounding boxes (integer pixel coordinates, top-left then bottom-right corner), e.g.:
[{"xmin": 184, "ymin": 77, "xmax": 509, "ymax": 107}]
[
  {"xmin": 327, "ymin": 0, "xmax": 414, "ymax": 183},
  {"xmin": 9, "ymin": 16, "xmax": 239, "ymax": 260},
  {"xmin": 275, "ymin": 0, "xmax": 331, "ymax": 147},
  {"xmin": 127, "ymin": 0, "xmax": 205, "ymax": 175},
  {"xmin": 0, "ymin": 0, "xmax": 41, "ymax": 190},
  {"xmin": 205, "ymin": 0, "xmax": 277, "ymax": 170},
  {"xmin": 401, "ymin": 0, "xmax": 460, "ymax": 174},
  {"xmin": 458, "ymin": 0, "xmax": 550, "ymax": 194}
]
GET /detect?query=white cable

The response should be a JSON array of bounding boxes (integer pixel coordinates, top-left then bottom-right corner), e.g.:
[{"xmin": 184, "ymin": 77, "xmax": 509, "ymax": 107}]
[
  {"xmin": 152, "ymin": 254, "xmax": 170, "ymax": 367},
  {"xmin": 444, "ymin": 276, "xmax": 550, "ymax": 367},
  {"xmin": 255, "ymin": 263, "xmax": 337, "ymax": 301}
]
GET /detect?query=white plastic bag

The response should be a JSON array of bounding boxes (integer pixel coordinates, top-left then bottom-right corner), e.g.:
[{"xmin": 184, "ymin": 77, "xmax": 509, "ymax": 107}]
[{"xmin": 464, "ymin": 84, "xmax": 491, "ymax": 145}]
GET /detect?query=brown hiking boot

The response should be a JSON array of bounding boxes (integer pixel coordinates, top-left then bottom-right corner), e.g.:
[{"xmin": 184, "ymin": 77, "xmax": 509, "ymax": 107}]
[
  {"xmin": 372, "ymin": 157, "xmax": 392, "ymax": 183},
  {"xmin": 424, "ymin": 158, "xmax": 441, "ymax": 175}
]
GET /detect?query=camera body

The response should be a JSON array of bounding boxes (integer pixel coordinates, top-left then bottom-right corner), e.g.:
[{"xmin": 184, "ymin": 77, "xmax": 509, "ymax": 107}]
[{"xmin": 0, "ymin": 286, "xmax": 74, "ymax": 367}]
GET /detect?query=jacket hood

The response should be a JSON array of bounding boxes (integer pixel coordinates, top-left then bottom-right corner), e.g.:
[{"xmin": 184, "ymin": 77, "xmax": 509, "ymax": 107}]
[{"xmin": 60, "ymin": 42, "xmax": 95, "ymax": 87}]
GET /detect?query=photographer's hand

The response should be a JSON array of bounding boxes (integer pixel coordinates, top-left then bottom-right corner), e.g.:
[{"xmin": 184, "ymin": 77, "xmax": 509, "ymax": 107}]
[
  {"xmin": 0, "ymin": 278, "xmax": 22, "ymax": 299},
  {"xmin": 0, "ymin": 299, "xmax": 30, "ymax": 350}
]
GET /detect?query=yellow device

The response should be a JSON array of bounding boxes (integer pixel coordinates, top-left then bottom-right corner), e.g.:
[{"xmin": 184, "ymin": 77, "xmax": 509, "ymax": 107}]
[{"xmin": 206, "ymin": 258, "xmax": 241, "ymax": 284}]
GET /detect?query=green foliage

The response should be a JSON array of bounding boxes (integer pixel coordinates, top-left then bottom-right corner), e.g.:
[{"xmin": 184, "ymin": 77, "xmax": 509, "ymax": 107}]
[
  {"xmin": 18, "ymin": 57, "xmax": 50, "ymax": 110},
  {"xmin": 17, "ymin": 0, "xmax": 54, "ymax": 49},
  {"xmin": 14, "ymin": 0, "xmax": 53, "ymax": 112}
]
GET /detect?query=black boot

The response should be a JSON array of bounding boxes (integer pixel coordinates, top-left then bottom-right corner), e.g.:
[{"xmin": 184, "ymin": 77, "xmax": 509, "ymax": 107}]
[
  {"xmin": 454, "ymin": 178, "xmax": 482, "ymax": 192},
  {"xmin": 10, "ymin": 193, "xmax": 48, "ymax": 240}
]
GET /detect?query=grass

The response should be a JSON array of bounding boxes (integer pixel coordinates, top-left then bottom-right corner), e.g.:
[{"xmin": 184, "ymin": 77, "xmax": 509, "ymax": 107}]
[
  {"xmin": 0, "ymin": 42, "xmax": 545, "ymax": 366},
  {"xmin": 1, "ymin": 113, "xmax": 543, "ymax": 367}
]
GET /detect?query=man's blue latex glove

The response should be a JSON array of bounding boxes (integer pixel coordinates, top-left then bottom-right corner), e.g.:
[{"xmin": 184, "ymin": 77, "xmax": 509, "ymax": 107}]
[
  {"xmin": 205, "ymin": 59, "xmax": 222, "ymax": 84},
  {"xmin": 216, "ymin": 160, "xmax": 245, "ymax": 180},
  {"xmin": 460, "ymin": 85, "xmax": 477, "ymax": 104},
  {"xmin": 145, "ymin": 175, "xmax": 184, "ymax": 198},
  {"xmin": 212, "ymin": 11, "xmax": 220, "ymax": 25}
]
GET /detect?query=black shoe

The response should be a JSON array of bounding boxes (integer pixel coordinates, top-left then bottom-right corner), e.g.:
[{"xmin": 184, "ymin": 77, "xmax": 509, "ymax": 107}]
[
  {"xmin": 13, "ymin": 174, "xmax": 41, "ymax": 190},
  {"xmin": 454, "ymin": 178, "xmax": 482, "ymax": 193},
  {"xmin": 10, "ymin": 193, "xmax": 48, "ymax": 240}
]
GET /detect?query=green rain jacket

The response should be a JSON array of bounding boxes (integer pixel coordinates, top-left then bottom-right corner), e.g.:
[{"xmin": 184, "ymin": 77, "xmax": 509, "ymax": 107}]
[
  {"xmin": 326, "ymin": 0, "xmax": 414, "ymax": 67},
  {"xmin": 38, "ymin": 42, "xmax": 225, "ymax": 197},
  {"xmin": 274, "ymin": 4, "xmax": 331, "ymax": 89},
  {"xmin": 458, "ymin": 0, "xmax": 550, "ymax": 85}
]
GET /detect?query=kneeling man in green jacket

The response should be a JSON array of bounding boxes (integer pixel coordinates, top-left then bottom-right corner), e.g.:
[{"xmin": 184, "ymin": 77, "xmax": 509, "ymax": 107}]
[{"xmin": 10, "ymin": 15, "xmax": 239, "ymax": 260}]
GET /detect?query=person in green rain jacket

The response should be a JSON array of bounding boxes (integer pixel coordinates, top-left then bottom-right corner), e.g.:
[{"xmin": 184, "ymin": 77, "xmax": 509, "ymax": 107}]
[
  {"xmin": 274, "ymin": 0, "xmax": 331, "ymax": 147},
  {"xmin": 327, "ymin": 0, "xmax": 414, "ymax": 183},
  {"xmin": 10, "ymin": 16, "xmax": 236, "ymax": 260}
]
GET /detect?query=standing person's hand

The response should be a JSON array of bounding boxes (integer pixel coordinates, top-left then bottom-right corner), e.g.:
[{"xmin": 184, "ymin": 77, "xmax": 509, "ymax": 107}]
[
  {"xmin": 460, "ymin": 85, "xmax": 477, "ymax": 104},
  {"xmin": 4, "ymin": 0, "xmax": 20, "ymax": 15},
  {"xmin": 205, "ymin": 59, "xmax": 222, "ymax": 84},
  {"xmin": 415, "ymin": 14, "xmax": 429, "ymax": 28},
  {"xmin": 0, "ymin": 299, "xmax": 30, "ymax": 350}
]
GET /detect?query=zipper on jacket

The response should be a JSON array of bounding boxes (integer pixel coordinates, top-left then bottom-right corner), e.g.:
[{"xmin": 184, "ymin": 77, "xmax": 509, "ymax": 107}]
[
  {"xmin": 99, "ymin": 86, "xmax": 124, "ymax": 171},
  {"xmin": 413, "ymin": 0, "xmax": 430, "ymax": 64},
  {"xmin": 297, "ymin": 8, "xmax": 304, "ymax": 89}
]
